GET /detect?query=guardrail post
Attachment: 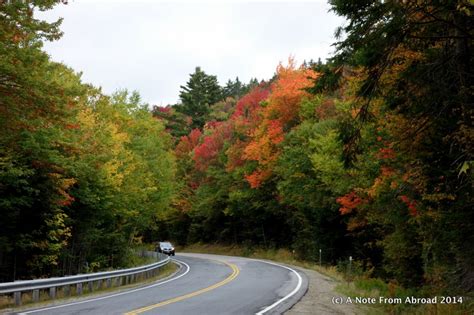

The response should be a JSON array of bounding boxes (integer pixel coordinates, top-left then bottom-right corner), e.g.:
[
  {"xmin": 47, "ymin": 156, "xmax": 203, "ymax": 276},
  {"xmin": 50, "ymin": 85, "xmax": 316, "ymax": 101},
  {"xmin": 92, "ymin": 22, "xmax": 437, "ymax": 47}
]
[
  {"xmin": 63, "ymin": 284, "xmax": 70, "ymax": 297},
  {"xmin": 77, "ymin": 282, "xmax": 83, "ymax": 295},
  {"xmin": 49, "ymin": 287, "xmax": 56, "ymax": 299},
  {"xmin": 33, "ymin": 289, "xmax": 40, "ymax": 302},
  {"xmin": 348, "ymin": 256, "xmax": 352, "ymax": 277},
  {"xmin": 319, "ymin": 249, "xmax": 322, "ymax": 267},
  {"xmin": 97, "ymin": 279, "xmax": 102, "ymax": 289},
  {"xmin": 88, "ymin": 281, "xmax": 93, "ymax": 292},
  {"xmin": 106, "ymin": 278, "xmax": 112, "ymax": 288},
  {"xmin": 14, "ymin": 291, "xmax": 22, "ymax": 306}
]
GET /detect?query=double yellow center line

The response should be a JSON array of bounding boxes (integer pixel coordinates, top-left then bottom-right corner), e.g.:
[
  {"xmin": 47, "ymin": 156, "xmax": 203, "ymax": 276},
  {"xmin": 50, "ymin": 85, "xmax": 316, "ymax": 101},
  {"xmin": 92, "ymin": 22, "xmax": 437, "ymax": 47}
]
[{"xmin": 124, "ymin": 261, "xmax": 240, "ymax": 315}]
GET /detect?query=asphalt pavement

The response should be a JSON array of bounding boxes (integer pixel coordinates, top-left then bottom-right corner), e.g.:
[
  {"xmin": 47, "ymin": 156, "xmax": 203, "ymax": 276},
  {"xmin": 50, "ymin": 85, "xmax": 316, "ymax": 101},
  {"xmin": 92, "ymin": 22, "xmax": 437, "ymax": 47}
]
[{"xmin": 12, "ymin": 253, "xmax": 308, "ymax": 315}]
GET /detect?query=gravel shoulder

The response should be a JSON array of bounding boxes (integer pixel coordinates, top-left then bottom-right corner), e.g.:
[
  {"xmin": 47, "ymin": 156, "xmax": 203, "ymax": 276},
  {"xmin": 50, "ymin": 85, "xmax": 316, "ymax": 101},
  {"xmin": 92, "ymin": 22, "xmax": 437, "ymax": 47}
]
[{"xmin": 285, "ymin": 267, "xmax": 360, "ymax": 315}]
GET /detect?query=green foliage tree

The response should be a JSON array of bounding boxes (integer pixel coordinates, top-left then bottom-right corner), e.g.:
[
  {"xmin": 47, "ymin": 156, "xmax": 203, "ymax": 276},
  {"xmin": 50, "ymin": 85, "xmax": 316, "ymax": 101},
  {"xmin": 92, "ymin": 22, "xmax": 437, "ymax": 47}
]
[
  {"xmin": 276, "ymin": 118, "xmax": 349, "ymax": 261},
  {"xmin": 209, "ymin": 97, "xmax": 236, "ymax": 122}
]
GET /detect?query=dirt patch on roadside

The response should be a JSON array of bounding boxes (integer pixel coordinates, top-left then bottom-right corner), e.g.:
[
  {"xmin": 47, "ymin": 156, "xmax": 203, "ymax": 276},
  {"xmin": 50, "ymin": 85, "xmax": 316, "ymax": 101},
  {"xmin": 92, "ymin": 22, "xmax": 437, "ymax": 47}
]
[{"xmin": 285, "ymin": 267, "xmax": 360, "ymax": 315}]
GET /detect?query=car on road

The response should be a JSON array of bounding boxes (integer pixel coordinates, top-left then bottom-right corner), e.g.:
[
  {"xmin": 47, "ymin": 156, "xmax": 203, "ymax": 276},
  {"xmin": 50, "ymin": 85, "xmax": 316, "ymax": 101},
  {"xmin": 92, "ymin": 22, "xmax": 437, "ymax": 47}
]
[{"xmin": 156, "ymin": 241, "xmax": 175, "ymax": 256}]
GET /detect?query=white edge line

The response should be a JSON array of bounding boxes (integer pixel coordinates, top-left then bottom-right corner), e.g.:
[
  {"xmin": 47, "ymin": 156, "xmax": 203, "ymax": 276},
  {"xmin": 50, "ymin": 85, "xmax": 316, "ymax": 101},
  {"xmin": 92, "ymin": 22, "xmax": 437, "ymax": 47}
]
[
  {"xmin": 253, "ymin": 259, "xmax": 303, "ymax": 315},
  {"xmin": 19, "ymin": 259, "xmax": 190, "ymax": 314}
]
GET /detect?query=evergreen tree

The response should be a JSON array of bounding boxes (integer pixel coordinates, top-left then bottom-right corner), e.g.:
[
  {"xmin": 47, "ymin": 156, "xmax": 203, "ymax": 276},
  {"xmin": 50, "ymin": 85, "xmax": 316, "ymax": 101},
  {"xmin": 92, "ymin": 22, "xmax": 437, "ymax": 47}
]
[
  {"xmin": 238, "ymin": 77, "xmax": 260, "ymax": 97},
  {"xmin": 223, "ymin": 77, "xmax": 245, "ymax": 99},
  {"xmin": 177, "ymin": 67, "xmax": 222, "ymax": 129}
]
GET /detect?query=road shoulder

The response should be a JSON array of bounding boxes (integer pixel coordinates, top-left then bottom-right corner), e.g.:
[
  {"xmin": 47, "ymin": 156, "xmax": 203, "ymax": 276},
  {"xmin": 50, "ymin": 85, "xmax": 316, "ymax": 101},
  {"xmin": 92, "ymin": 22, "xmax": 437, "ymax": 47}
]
[{"xmin": 284, "ymin": 266, "xmax": 358, "ymax": 315}]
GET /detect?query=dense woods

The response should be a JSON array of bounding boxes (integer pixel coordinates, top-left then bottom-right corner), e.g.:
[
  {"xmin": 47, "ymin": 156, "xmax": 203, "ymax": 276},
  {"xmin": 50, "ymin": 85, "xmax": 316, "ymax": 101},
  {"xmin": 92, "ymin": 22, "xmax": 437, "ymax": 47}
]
[
  {"xmin": 1, "ymin": 0, "xmax": 473, "ymax": 300},
  {"xmin": 0, "ymin": 1, "xmax": 176, "ymax": 280},
  {"xmin": 154, "ymin": 0, "xmax": 473, "ymax": 295}
]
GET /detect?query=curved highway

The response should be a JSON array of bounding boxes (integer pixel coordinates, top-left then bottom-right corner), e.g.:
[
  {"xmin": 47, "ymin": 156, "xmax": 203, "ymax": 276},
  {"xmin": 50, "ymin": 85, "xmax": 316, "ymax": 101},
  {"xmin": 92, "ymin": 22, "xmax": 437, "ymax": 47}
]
[{"xmin": 15, "ymin": 253, "xmax": 308, "ymax": 315}]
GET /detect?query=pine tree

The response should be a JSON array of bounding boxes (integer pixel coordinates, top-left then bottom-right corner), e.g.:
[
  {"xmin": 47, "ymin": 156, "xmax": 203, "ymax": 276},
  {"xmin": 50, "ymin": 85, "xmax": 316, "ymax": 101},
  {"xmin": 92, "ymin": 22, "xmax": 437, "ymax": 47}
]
[
  {"xmin": 223, "ymin": 77, "xmax": 245, "ymax": 99},
  {"xmin": 177, "ymin": 67, "xmax": 222, "ymax": 129}
]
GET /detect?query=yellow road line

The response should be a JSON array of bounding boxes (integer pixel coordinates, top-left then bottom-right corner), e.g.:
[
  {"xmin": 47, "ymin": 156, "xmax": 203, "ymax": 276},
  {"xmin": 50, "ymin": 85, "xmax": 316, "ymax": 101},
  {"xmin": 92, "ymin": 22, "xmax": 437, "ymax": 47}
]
[{"xmin": 124, "ymin": 261, "xmax": 239, "ymax": 315}]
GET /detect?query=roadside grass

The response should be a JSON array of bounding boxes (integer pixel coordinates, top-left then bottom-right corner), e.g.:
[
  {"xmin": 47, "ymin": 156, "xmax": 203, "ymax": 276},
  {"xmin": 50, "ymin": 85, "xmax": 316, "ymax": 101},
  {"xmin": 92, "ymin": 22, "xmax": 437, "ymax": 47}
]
[
  {"xmin": 0, "ymin": 261, "xmax": 178, "ymax": 312},
  {"xmin": 123, "ymin": 252, "xmax": 157, "ymax": 268},
  {"xmin": 178, "ymin": 243, "xmax": 473, "ymax": 315}
]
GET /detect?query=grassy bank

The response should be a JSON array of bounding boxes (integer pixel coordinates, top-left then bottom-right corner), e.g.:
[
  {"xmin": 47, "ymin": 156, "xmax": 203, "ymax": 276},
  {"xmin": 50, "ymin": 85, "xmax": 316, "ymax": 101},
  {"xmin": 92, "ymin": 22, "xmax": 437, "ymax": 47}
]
[{"xmin": 178, "ymin": 243, "xmax": 473, "ymax": 314}]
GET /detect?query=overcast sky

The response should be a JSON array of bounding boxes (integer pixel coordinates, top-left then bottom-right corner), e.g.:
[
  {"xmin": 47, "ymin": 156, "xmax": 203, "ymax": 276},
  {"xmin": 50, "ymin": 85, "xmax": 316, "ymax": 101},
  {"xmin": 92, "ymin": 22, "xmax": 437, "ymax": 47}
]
[{"xmin": 37, "ymin": 0, "xmax": 345, "ymax": 106}]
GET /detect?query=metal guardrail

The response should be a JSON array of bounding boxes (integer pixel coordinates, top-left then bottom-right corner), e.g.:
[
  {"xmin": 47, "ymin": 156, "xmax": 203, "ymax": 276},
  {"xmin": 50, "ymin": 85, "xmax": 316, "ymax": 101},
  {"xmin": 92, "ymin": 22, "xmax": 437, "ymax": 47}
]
[{"xmin": 0, "ymin": 251, "xmax": 171, "ymax": 306}]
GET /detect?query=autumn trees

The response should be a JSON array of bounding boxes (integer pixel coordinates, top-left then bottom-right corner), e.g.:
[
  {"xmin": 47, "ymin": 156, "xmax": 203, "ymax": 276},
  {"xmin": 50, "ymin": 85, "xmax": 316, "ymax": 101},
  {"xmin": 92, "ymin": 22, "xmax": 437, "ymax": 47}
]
[
  {"xmin": 1, "ymin": 0, "xmax": 472, "ymax": 298},
  {"xmin": 1, "ymin": 0, "xmax": 74, "ymax": 281},
  {"xmin": 161, "ymin": 3, "xmax": 472, "ymax": 292},
  {"xmin": 166, "ymin": 61, "xmax": 349, "ymax": 256},
  {"xmin": 243, "ymin": 61, "xmax": 318, "ymax": 188},
  {"xmin": 154, "ymin": 0, "xmax": 472, "ymax": 295},
  {"xmin": 327, "ymin": 0, "xmax": 474, "ymax": 291},
  {"xmin": 0, "ymin": 2, "xmax": 176, "ymax": 281}
]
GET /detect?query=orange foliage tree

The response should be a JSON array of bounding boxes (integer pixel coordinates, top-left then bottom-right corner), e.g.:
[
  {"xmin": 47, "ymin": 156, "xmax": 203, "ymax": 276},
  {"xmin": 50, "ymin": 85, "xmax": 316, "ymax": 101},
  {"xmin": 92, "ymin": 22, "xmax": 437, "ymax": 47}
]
[{"xmin": 243, "ymin": 60, "xmax": 318, "ymax": 188}]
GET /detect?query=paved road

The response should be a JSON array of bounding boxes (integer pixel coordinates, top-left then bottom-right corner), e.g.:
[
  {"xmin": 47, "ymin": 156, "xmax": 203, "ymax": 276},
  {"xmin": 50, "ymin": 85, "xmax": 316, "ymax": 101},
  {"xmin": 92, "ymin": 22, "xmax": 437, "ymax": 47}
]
[{"xmin": 13, "ymin": 253, "xmax": 308, "ymax": 315}]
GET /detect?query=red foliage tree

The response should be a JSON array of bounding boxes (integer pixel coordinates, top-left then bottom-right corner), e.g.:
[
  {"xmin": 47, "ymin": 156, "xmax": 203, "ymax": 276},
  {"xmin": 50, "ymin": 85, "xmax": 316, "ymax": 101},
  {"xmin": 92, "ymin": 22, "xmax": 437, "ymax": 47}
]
[
  {"xmin": 193, "ymin": 122, "xmax": 233, "ymax": 171},
  {"xmin": 225, "ymin": 85, "xmax": 271, "ymax": 171},
  {"xmin": 175, "ymin": 128, "xmax": 202, "ymax": 158},
  {"xmin": 336, "ymin": 191, "xmax": 364, "ymax": 215},
  {"xmin": 399, "ymin": 195, "xmax": 418, "ymax": 216}
]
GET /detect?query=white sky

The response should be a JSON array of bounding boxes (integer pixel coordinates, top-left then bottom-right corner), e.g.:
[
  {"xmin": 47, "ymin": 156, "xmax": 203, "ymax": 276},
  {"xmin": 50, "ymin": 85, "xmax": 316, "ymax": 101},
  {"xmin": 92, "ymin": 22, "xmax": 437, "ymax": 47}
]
[{"xmin": 37, "ymin": 0, "xmax": 344, "ymax": 106}]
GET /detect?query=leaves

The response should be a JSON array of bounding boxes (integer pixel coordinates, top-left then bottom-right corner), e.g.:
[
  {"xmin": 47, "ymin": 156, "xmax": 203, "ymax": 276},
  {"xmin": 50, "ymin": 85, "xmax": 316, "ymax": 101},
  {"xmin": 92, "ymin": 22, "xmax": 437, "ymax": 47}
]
[
  {"xmin": 242, "ymin": 60, "xmax": 318, "ymax": 187},
  {"xmin": 336, "ymin": 191, "xmax": 364, "ymax": 215}
]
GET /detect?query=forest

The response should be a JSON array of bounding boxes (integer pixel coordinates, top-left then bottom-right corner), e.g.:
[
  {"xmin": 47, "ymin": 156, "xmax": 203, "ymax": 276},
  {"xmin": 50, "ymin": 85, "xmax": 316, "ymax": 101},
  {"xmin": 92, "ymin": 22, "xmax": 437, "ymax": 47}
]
[{"xmin": 1, "ymin": 0, "xmax": 472, "ymax": 299}]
